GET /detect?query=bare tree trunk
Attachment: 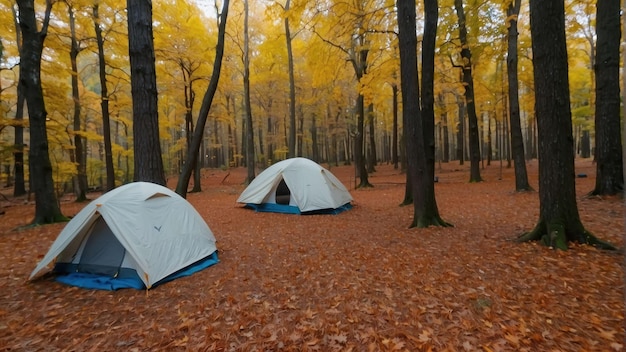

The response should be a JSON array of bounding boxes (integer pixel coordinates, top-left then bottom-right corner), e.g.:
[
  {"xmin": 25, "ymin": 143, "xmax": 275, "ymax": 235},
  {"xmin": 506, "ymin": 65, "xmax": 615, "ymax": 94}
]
[
  {"xmin": 392, "ymin": 84, "xmax": 399, "ymax": 169},
  {"xmin": 93, "ymin": 4, "xmax": 115, "ymax": 191},
  {"xmin": 366, "ymin": 103, "xmax": 377, "ymax": 172},
  {"xmin": 16, "ymin": 0, "xmax": 65, "ymax": 224},
  {"xmin": 127, "ymin": 0, "xmax": 165, "ymax": 185},
  {"xmin": 11, "ymin": 6, "xmax": 26, "ymax": 197},
  {"xmin": 590, "ymin": 0, "xmax": 623, "ymax": 195},
  {"xmin": 68, "ymin": 3, "xmax": 88, "ymax": 201},
  {"xmin": 243, "ymin": 0, "xmax": 255, "ymax": 183},
  {"xmin": 284, "ymin": 0, "xmax": 297, "ymax": 159},
  {"xmin": 454, "ymin": 0, "xmax": 482, "ymax": 182},
  {"xmin": 518, "ymin": 0, "xmax": 614, "ymax": 250},
  {"xmin": 176, "ymin": 0, "xmax": 230, "ymax": 197}
]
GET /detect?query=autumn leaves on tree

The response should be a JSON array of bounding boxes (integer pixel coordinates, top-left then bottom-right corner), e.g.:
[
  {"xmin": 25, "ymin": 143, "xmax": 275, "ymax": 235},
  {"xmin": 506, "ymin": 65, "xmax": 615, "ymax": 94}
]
[{"xmin": 1, "ymin": 0, "xmax": 621, "ymax": 249}]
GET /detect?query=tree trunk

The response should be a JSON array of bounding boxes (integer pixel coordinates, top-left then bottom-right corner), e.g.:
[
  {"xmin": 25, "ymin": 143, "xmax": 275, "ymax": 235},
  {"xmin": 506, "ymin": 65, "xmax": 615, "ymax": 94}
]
[
  {"xmin": 94, "ymin": 4, "xmax": 116, "ymax": 191},
  {"xmin": 397, "ymin": 0, "xmax": 450, "ymax": 227},
  {"xmin": 455, "ymin": 94, "xmax": 465, "ymax": 165},
  {"xmin": 419, "ymin": 0, "xmax": 450, "ymax": 227},
  {"xmin": 175, "ymin": 0, "xmax": 229, "ymax": 198},
  {"xmin": 127, "ymin": 0, "xmax": 166, "ymax": 185},
  {"xmin": 243, "ymin": 0, "xmax": 255, "ymax": 183},
  {"xmin": 454, "ymin": 0, "xmax": 482, "ymax": 182},
  {"xmin": 518, "ymin": 0, "xmax": 614, "ymax": 250},
  {"xmin": 392, "ymin": 84, "xmax": 399, "ymax": 169},
  {"xmin": 17, "ymin": 0, "xmax": 65, "ymax": 224},
  {"xmin": 311, "ymin": 113, "xmax": 319, "ymax": 162},
  {"xmin": 367, "ymin": 103, "xmax": 376, "ymax": 172},
  {"xmin": 69, "ymin": 4, "xmax": 88, "ymax": 201},
  {"xmin": 11, "ymin": 6, "xmax": 26, "ymax": 197},
  {"xmin": 590, "ymin": 0, "xmax": 623, "ymax": 195},
  {"xmin": 354, "ymin": 94, "xmax": 371, "ymax": 187},
  {"xmin": 285, "ymin": 0, "xmax": 297, "ymax": 159}
]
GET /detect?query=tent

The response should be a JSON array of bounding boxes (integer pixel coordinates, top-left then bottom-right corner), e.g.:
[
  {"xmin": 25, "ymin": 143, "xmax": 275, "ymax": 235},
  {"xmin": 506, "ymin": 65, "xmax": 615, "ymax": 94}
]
[
  {"xmin": 237, "ymin": 157, "xmax": 353, "ymax": 214},
  {"xmin": 29, "ymin": 182, "xmax": 218, "ymax": 290}
]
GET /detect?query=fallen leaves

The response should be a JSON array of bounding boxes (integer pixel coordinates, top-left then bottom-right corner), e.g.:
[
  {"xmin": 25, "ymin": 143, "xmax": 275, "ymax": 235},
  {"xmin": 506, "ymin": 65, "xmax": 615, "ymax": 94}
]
[{"xmin": 0, "ymin": 160, "xmax": 623, "ymax": 351}]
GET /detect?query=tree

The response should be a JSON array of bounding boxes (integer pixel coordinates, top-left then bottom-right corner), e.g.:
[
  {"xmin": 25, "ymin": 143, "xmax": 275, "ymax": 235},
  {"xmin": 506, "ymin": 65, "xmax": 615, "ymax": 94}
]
[
  {"xmin": 127, "ymin": 0, "xmax": 166, "ymax": 185},
  {"xmin": 175, "ymin": 0, "xmax": 230, "ymax": 198},
  {"xmin": 589, "ymin": 0, "xmax": 622, "ymax": 195},
  {"xmin": 10, "ymin": 5, "xmax": 27, "ymax": 197},
  {"xmin": 243, "ymin": 0, "xmax": 255, "ymax": 183},
  {"xmin": 311, "ymin": 0, "xmax": 380, "ymax": 188},
  {"xmin": 93, "ymin": 2, "xmax": 116, "ymax": 191},
  {"xmin": 65, "ymin": 0, "xmax": 89, "ymax": 201},
  {"xmin": 283, "ymin": 0, "xmax": 297, "ymax": 158},
  {"xmin": 154, "ymin": 0, "xmax": 217, "ymax": 192},
  {"xmin": 398, "ymin": 0, "xmax": 450, "ymax": 228},
  {"xmin": 16, "ymin": 0, "xmax": 66, "ymax": 224},
  {"xmin": 453, "ymin": 0, "xmax": 482, "ymax": 183},
  {"xmin": 517, "ymin": 0, "xmax": 614, "ymax": 250},
  {"xmin": 419, "ymin": 0, "xmax": 450, "ymax": 227},
  {"xmin": 505, "ymin": 0, "xmax": 532, "ymax": 192}
]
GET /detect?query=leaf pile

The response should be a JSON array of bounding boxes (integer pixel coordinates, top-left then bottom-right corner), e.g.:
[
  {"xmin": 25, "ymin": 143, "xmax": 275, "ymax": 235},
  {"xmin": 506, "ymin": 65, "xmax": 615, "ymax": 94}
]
[{"xmin": 0, "ymin": 159, "xmax": 623, "ymax": 351}]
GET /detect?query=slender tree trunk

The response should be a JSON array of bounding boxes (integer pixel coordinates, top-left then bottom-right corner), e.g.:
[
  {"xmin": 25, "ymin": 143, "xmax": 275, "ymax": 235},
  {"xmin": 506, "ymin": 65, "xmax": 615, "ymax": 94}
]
[
  {"xmin": 366, "ymin": 104, "xmax": 376, "ymax": 172},
  {"xmin": 11, "ymin": 6, "xmax": 26, "ymax": 197},
  {"xmin": 243, "ymin": 0, "xmax": 255, "ymax": 183},
  {"xmin": 418, "ymin": 0, "xmax": 450, "ymax": 227},
  {"xmin": 456, "ymin": 94, "xmax": 465, "ymax": 165},
  {"xmin": 127, "ymin": 0, "xmax": 165, "ymax": 185},
  {"xmin": 392, "ymin": 84, "xmax": 399, "ymax": 169},
  {"xmin": 454, "ymin": 0, "xmax": 482, "ymax": 182},
  {"xmin": 17, "ymin": 0, "xmax": 65, "ymax": 224},
  {"xmin": 285, "ymin": 0, "xmax": 297, "ymax": 159},
  {"xmin": 69, "ymin": 4, "xmax": 88, "ymax": 201},
  {"xmin": 94, "ymin": 4, "xmax": 115, "ymax": 191},
  {"xmin": 175, "ymin": 0, "xmax": 229, "ymax": 198},
  {"xmin": 518, "ymin": 0, "xmax": 614, "ymax": 250},
  {"xmin": 590, "ymin": 0, "xmax": 623, "ymax": 195},
  {"xmin": 311, "ymin": 113, "xmax": 319, "ymax": 161},
  {"xmin": 355, "ymin": 94, "xmax": 371, "ymax": 187}
]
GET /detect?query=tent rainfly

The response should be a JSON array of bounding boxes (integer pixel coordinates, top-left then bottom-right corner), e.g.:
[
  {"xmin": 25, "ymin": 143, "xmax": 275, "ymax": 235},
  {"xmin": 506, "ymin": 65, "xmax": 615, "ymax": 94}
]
[
  {"xmin": 237, "ymin": 157, "xmax": 353, "ymax": 214},
  {"xmin": 29, "ymin": 182, "xmax": 218, "ymax": 290}
]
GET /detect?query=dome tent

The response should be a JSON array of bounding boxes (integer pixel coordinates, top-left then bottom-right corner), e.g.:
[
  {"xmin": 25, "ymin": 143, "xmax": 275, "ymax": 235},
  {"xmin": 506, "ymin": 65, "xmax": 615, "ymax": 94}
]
[
  {"xmin": 237, "ymin": 157, "xmax": 353, "ymax": 214},
  {"xmin": 29, "ymin": 182, "xmax": 218, "ymax": 290}
]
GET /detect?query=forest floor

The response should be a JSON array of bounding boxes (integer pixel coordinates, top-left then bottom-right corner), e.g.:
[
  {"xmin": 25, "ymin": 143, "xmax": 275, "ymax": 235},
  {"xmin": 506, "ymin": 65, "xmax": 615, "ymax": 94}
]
[{"xmin": 0, "ymin": 158, "xmax": 623, "ymax": 351}]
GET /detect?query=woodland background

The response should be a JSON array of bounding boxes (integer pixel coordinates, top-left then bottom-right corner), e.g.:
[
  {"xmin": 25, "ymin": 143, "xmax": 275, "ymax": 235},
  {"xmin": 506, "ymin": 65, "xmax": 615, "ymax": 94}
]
[
  {"xmin": 0, "ymin": 0, "xmax": 624, "ymax": 350},
  {"xmin": 0, "ymin": 0, "xmax": 605, "ymax": 189}
]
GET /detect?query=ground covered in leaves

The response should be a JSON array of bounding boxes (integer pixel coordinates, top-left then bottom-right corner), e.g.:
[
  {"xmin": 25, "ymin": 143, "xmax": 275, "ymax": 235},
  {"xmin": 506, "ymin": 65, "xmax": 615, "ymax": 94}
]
[{"xmin": 0, "ymin": 159, "xmax": 623, "ymax": 351}]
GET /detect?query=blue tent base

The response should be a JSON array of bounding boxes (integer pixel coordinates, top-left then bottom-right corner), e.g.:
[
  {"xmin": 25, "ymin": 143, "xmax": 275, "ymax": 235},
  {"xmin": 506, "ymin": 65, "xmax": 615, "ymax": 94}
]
[
  {"xmin": 54, "ymin": 251, "xmax": 219, "ymax": 291},
  {"xmin": 244, "ymin": 202, "xmax": 352, "ymax": 215}
]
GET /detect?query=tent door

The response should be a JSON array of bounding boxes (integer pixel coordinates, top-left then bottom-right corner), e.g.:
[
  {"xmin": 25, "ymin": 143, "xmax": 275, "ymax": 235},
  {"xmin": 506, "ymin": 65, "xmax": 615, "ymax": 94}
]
[
  {"xmin": 77, "ymin": 217, "xmax": 126, "ymax": 277},
  {"xmin": 275, "ymin": 178, "xmax": 291, "ymax": 205}
]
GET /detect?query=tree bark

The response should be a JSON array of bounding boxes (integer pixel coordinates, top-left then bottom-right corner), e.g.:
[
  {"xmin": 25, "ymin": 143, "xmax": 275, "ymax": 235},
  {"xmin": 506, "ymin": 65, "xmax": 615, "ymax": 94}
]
[
  {"xmin": 127, "ymin": 0, "xmax": 166, "ymax": 185},
  {"xmin": 243, "ymin": 0, "xmax": 255, "ymax": 184},
  {"xmin": 11, "ymin": 6, "xmax": 26, "ymax": 197},
  {"xmin": 397, "ymin": 0, "xmax": 450, "ymax": 227},
  {"xmin": 69, "ymin": 3, "xmax": 88, "ymax": 201},
  {"xmin": 285, "ymin": 0, "xmax": 297, "ymax": 159},
  {"xmin": 590, "ymin": 0, "xmax": 623, "ymax": 195},
  {"xmin": 367, "ymin": 103, "xmax": 376, "ymax": 173},
  {"xmin": 93, "ymin": 4, "xmax": 116, "ymax": 191},
  {"xmin": 17, "ymin": 0, "xmax": 65, "ymax": 224},
  {"xmin": 518, "ymin": 0, "xmax": 614, "ymax": 250},
  {"xmin": 454, "ymin": 0, "xmax": 482, "ymax": 182},
  {"xmin": 392, "ymin": 84, "xmax": 399, "ymax": 169}
]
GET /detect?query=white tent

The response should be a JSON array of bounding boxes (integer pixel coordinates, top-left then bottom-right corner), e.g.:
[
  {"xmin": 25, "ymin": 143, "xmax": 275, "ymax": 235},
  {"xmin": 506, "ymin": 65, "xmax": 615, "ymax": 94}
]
[
  {"xmin": 237, "ymin": 157, "xmax": 353, "ymax": 214},
  {"xmin": 30, "ymin": 182, "xmax": 217, "ymax": 289}
]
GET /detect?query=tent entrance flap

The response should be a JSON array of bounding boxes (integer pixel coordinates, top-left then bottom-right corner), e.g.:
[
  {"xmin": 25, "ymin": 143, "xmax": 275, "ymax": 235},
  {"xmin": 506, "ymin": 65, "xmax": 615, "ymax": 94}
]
[
  {"xmin": 77, "ymin": 217, "xmax": 126, "ymax": 276},
  {"xmin": 275, "ymin": 178, "xmax": 291, "ymax": 205}
]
